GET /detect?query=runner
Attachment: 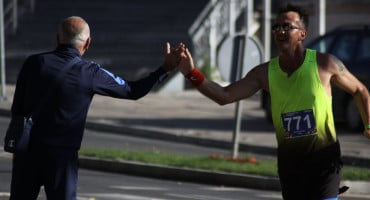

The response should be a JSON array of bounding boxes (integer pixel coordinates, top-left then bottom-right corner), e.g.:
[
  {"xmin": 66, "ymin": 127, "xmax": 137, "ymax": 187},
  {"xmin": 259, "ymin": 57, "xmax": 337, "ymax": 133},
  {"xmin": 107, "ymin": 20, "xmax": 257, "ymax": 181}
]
[{"xmin": 178, "ymin": 4, "xmax": 370, "ymax": 200}]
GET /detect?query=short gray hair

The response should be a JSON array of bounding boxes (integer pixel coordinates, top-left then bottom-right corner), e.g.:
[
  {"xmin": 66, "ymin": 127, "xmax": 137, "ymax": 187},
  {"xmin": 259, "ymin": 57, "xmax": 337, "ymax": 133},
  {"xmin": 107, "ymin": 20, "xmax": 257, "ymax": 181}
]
[{"xmin": 58, "ymin": 16, "xmax": 90, "ymax": 47}]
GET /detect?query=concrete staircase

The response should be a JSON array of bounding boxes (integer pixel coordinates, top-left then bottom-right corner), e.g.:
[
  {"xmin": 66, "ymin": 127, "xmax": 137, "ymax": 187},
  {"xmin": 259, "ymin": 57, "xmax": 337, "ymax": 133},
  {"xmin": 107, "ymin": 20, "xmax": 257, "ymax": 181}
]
[{"xmin": 5, "ymin": 0, "xmax": 208, "ymax": 84}]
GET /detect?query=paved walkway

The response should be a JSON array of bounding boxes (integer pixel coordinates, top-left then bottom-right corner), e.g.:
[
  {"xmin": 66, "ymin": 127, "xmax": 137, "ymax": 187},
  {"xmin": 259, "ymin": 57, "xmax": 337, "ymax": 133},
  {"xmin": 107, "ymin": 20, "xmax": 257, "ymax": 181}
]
[
  {"xmin": 86, "ymin": 86, "xmax": 370, "ymax": 164},
  {"xmin": 1, "ymin": 84, "xmax": 370, "ymax": 196}
]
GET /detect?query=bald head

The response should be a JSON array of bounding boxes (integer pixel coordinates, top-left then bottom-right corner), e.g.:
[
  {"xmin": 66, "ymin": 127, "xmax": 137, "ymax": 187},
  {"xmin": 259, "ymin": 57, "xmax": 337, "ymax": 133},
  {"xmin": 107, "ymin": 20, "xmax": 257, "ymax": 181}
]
[{"xmin": 57, "ymin": 16, "xmax": 90, "ymax": 50}]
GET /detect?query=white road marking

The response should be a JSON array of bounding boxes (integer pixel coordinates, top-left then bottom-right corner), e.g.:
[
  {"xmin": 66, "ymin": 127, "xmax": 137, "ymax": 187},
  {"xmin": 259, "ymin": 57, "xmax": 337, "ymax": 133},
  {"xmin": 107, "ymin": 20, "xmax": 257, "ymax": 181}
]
[
  {"xmin": 166, "ymin": 193, "xmax": 233, "ymax": 200},
  {"xmin": 79, "ymin": 193, "xmax": 169, "ymax": 200},
  {"xmin": 111, "ymin": 186, "xmax": 168, "ymax": 191},
  {"xmin": 200, "ymin": 186, "xmax": 250, "ymax": 191},
  {"xmin": 255, "ymin": 194, "xmax": 282, "ymax": 199}
]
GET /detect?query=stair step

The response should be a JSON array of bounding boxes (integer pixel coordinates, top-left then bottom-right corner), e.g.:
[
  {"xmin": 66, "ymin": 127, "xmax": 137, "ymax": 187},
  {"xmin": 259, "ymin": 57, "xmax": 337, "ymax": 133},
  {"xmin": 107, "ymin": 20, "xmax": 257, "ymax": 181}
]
[{"xmin": 5, "ymin": 0, "xmax": 208, "ymax": 84}]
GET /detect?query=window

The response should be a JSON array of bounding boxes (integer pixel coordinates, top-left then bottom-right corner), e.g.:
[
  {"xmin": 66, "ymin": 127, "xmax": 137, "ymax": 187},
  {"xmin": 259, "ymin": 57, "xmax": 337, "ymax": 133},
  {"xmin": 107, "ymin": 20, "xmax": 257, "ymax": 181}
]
[
  {"xmin": 356, "ymin": 34, "xmax": 370, "ymax": 62},
  {"xmin": 309, "ymin": 34, "xmax": 335, "ymax": 53},
  {"xmin": 330, "ymin": 32, "xmax": 358, "ymax": 62}
]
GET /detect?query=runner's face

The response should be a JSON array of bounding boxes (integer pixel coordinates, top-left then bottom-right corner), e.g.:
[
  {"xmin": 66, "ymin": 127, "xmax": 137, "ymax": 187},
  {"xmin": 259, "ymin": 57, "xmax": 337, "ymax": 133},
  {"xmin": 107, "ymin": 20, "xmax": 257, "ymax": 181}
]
[{"xmin": 273, "ymin": 11, "xmax": 306, "ymax": 51}]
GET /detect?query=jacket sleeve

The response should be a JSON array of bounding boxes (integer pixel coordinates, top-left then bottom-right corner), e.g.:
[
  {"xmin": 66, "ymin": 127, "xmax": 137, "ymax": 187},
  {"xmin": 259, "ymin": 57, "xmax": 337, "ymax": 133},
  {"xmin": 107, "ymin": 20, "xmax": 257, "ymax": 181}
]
[
  {"xmin": 92, "ymin": 64, "xmax": 168, "ymax": 99},
  {"xmin": 126, "ymin": 67, "xmax": 168, "ymax": 99}
]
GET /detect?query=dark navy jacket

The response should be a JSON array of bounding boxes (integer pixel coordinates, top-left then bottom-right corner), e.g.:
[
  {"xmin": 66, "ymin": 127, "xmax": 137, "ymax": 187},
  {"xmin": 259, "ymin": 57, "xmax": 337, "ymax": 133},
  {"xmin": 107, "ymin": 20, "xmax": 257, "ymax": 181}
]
[{"xmin": 11, "ymin": 45, "xmax": 168, "ymax": 153}]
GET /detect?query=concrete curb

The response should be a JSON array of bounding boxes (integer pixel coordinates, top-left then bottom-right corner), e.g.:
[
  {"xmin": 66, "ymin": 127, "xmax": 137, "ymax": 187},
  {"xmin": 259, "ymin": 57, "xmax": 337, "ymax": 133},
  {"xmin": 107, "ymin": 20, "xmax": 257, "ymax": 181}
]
[
  {"xmin": 79, "ymin": 156, "xmax": 282, "ymax": 191},
  {"xmin": 85, "ymin": 120, "xmax": 370, "ymax": 168},
  {"xmin": 2, "ymin": 149, "xmax": 370, "ymax": 196},
  {"xmin": 82, "ymin": 121, "xmax": 370, "ymax": 195},
  {"xmin": 78, "ymin": 156, "xmax": 370, "ymax": 197}
]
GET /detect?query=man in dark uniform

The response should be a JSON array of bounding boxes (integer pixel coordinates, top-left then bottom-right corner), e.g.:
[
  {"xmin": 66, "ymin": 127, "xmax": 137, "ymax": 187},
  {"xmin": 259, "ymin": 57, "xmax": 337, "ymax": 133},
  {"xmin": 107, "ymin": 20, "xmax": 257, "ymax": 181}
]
[{"xmin": 8, "ymin": 16, "xmax": 182, "ymax": 199}]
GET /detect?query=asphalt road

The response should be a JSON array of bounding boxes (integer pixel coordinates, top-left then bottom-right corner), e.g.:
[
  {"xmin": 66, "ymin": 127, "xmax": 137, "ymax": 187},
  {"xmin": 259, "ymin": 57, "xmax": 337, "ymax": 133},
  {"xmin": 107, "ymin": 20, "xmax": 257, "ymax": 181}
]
[
  {"xmin": 1, "ymin": 116, "xmax": 370, "ymax": 199},
  {"xmin": 2, "ymin": 146, "xmax": 370, "ymax": 199},
  {"xmin": 0, "ymin": 114, "xmax": 280, "ymax": 200},
  {"xmin": 1, "ymin": 155, "xmax": 285, "ymax": 200}
]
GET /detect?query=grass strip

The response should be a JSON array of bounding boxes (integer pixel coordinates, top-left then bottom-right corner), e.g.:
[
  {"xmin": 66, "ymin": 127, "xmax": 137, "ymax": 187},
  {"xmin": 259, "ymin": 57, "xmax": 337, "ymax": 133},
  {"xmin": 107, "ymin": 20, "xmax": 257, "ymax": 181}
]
[{"xmin": 79, "ymin": 148, "xmax": 370, "ymax": 181}]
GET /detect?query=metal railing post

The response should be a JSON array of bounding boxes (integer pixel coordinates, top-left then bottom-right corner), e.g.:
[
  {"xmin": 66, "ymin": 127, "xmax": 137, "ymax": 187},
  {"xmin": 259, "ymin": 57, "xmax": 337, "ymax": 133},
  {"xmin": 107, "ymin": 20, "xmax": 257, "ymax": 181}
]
[
  {"xmin": 0, "ymin": 0, "xmax": 7, "ymax": 99},
  {"xmin": 30, "ymin": 0, "xmax": 35, "ymax": 13},
  {"xmin": 12, "ymin": 0, "xmax": 18, "ymax": 33},
  {"xmin": 263, "ymin": 0, "xmax": 271, "ymax": 62}
]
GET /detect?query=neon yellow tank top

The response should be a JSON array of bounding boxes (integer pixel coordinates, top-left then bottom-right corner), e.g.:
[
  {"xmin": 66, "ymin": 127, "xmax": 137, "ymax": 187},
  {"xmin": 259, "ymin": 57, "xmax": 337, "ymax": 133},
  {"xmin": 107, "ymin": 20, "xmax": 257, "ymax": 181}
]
[{"xmin": 268, "ymin": 49, "xmax": 337, "ymax": 157}]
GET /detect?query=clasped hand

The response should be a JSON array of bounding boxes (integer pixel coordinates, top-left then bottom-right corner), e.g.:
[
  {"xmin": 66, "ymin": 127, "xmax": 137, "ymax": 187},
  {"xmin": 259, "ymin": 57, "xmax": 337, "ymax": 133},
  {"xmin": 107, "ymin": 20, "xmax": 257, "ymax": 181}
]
[{"xmin": 161, "ymin": 42, "xmax": 195, "ymax": 75}]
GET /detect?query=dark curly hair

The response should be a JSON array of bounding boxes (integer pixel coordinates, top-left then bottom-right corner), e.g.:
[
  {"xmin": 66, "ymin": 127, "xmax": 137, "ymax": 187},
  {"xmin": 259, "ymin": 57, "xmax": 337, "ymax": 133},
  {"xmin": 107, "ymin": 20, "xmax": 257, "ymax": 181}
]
[{"xmin": 278, "ymin": 4, "xmax": 309, "ymax": 29}]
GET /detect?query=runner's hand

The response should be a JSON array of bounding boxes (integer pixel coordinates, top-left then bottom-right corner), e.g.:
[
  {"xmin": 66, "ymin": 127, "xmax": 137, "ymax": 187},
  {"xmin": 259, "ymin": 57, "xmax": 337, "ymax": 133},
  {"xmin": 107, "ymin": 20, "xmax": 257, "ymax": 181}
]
[{"xmin": 179, "ymin": 48, "xmax": 195, "ymax": 75}]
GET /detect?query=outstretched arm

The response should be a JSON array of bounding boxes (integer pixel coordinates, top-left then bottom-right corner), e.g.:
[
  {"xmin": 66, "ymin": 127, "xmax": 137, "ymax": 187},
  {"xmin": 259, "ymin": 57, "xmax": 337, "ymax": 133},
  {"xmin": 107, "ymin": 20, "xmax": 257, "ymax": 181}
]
[
  {"xmin": 126, "ymin": 42, "xmax": 186, "ymax": 99},
  {"xmin": 178, "ymin": 48, "xmax": 268, "ymax": 105},
  {"xmin": 93, "ymin": 43, "xmax": 185, "ymax": 100}
]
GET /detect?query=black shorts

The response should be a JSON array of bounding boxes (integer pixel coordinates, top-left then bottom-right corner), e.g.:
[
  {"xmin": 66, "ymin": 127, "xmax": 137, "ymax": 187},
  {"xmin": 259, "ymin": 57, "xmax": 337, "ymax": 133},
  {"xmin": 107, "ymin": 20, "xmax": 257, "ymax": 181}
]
[
  {"xmin": 277, "ymin": 142, "xmax": 343, "ymax": 200},
  {"xmin": 279, "ymin": 160, "xmax": 341, "ymax": 200}
]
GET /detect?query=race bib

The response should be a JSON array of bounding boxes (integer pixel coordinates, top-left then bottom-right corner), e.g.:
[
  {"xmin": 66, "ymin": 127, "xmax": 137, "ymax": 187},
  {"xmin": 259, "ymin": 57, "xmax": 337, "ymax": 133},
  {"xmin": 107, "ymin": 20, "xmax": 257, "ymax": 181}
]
[{"xmin": 281, "ymin": 109, "xmax": 317, "ymax": 138}]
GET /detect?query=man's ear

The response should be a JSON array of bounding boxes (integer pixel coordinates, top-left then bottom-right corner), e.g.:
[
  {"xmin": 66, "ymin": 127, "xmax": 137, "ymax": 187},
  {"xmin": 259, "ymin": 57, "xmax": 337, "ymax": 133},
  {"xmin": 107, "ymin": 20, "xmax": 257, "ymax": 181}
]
[
  {"xmin": 79, "ymin": 37, "xmax": 91, "ymax": 55},
  {"xmin": 83, "ymin": 37, "xmax": 91, "ymax": 51},
  {"xmin": 300, "ymin": 30, "xmax": 307, "ymax": 41}
]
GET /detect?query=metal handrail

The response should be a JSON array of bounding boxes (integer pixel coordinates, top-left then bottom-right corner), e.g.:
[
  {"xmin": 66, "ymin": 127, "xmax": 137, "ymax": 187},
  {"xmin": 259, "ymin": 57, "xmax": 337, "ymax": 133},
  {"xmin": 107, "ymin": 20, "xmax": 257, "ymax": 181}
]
[
  {"xmin": 3, "ymin": 0, "xmax": 35, "ymax": 33},
  {"xmin": 1, "ymin": 0, "xmax": 35, "ymax": 99},
  {"xmin": 4, "ymin": 0, "xmax": 18, "ymax": 33},
  {"xmin": 188, "ymin": 0, "xmax": 247, "ymax": 76},
  {"xmin": 188, "ymin": 0, "xmax": 217, "ymax": 37}
]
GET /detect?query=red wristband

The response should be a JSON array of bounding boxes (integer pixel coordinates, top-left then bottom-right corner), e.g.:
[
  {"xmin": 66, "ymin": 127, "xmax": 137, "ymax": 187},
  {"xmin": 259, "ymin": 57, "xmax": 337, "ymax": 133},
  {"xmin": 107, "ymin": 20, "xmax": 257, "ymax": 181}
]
[{"xmin": 185, "ymin": 68, "xmax": 205, "ymax": 87}]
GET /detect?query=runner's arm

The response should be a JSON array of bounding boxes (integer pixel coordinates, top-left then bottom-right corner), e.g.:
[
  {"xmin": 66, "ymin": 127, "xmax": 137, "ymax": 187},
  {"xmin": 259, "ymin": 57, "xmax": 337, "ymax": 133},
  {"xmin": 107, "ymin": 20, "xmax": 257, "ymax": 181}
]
[
  {"xmin": 328, "ymin": 55, "xmax": 370, "ymax": 138},
  {"xmin": 178, "ymin": 48, "xmax": 267, "ymax": 105}
]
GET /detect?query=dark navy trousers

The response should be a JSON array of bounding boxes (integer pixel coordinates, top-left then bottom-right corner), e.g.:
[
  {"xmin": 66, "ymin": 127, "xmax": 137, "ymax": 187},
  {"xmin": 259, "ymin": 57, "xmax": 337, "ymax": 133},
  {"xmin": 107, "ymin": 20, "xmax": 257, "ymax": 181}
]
[{"xmin": 10, "ymin": 150, "xmax": 78, "ymax": 200}]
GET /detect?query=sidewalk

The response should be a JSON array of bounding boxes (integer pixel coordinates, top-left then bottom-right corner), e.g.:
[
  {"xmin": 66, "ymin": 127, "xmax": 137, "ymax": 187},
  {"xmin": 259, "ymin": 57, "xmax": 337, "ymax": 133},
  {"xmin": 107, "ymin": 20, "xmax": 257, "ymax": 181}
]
[
  {"xmin": 85, "ymin": 86, "xmax": 370, "ymax": 166},
  {"xmin": 1, "ymin": 84, "xmax": 370, "ymax": 196}
]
